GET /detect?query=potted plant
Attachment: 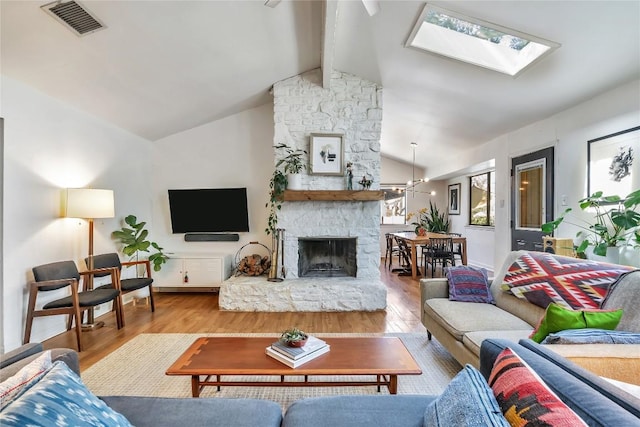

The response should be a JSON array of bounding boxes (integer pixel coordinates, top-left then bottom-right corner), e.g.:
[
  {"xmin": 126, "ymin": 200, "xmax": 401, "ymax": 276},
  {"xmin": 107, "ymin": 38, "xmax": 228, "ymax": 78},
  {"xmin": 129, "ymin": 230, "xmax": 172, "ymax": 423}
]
[
  {"xmin": 541, "ymin": 189, "xmax": 640, "ymax": 260},
  {"xmin": 112, "ymin": 214, "xmax": 169, "ymax": 272},
  {"xmin": 280, "ymin": 327, "xmax": 308, "ymax": 347},
  {"xmin": 275, "ymin": 143, "xmax": 306, "ymax": 190},
  {"xmin": 407, "ymin": 201, "xmax": 450, "ymax": 235}
]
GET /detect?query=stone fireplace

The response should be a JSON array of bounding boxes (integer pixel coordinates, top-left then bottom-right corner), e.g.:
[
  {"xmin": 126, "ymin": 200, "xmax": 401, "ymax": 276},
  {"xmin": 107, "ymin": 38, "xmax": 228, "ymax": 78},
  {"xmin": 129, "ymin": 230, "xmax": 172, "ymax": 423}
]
[
  {"xmin": 218, "ymin": 69, "xmax": 387, "ymax": 312},
  {"xmin": 298, "ymin": 237, "xmax": 357, "ymax": 278}
]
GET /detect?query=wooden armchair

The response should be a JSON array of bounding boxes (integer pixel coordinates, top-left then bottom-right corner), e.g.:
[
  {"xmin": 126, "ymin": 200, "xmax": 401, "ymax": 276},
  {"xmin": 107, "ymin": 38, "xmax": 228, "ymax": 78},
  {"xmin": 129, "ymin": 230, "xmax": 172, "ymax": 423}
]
[{"xmin": 24, "ymin": 260, "xmax": 122, "ymax": 351}]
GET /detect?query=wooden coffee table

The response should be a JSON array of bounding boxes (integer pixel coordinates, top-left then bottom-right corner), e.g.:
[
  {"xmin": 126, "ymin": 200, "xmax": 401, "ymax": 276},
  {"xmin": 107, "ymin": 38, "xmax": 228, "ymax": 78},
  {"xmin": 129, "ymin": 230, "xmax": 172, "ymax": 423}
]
[{"xmin": 165, "ymin": 336, "xmax": 422, "ymax": 397}]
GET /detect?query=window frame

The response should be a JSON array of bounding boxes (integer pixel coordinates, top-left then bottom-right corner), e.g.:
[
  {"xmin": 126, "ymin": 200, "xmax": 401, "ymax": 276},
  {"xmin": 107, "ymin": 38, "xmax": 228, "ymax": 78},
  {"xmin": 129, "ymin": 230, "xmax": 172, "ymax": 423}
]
[
  {"xmin": 468, "ymin": 171, "xmax": 495, "ymax": 226},
  {"xmin": 380, "ymin": 184, "xmax": 408, "ymax": 225}
]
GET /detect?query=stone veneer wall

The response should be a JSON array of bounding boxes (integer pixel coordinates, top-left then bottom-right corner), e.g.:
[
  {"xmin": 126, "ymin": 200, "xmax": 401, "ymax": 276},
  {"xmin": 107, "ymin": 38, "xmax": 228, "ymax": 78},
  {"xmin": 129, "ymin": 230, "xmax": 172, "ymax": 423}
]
[{"xmin": 272, "ymin": 69, "xmax": 383, "ymax": 279}]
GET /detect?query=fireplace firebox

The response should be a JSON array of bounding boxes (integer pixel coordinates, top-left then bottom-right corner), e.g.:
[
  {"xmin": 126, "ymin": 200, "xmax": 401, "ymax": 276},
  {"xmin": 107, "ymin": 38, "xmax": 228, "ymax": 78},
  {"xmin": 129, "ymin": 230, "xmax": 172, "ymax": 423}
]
[{"xmin": 298, "ymin": 238, "xmax": 357, "ymax": 278}]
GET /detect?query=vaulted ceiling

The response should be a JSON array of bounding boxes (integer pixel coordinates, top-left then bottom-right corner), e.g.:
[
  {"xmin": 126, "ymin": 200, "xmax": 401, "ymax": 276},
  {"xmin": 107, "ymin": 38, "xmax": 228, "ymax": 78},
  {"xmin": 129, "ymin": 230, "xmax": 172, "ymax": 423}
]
[{"xmin": 2, "ymin": 1, "xmax": 639, "ymax": 178}]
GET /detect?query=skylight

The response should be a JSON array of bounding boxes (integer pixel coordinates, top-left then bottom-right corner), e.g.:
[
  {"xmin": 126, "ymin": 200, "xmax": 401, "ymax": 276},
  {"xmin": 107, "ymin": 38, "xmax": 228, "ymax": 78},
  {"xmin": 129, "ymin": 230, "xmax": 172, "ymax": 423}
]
[{"xmin": 405, "ymin": 4, "xmax": 560, "ymax": 76}]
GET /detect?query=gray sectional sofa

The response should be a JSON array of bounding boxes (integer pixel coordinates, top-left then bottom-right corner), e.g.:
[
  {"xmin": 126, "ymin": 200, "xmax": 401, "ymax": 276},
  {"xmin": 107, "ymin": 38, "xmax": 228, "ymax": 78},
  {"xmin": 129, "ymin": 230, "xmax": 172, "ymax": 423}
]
[
  {"xmin": 420, "ymin": 250, "xmax": 640, "ymax": 374},
  {"xmin": 2, "ymin": 339, "xmax": 639, "ymax": 426}
]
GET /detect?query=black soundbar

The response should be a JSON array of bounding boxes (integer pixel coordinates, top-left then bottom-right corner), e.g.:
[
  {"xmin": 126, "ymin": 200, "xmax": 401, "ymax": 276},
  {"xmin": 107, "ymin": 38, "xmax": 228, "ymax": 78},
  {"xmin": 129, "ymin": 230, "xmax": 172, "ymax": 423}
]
[{"xmin": 184, "ymin": 233, "xmax": 240, "ymax": 242}]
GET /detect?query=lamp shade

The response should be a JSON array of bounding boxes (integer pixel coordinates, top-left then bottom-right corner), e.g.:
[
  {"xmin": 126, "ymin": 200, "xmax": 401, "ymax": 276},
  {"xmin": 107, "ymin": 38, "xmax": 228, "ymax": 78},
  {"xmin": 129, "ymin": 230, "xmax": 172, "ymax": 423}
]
[{"xmin": 65, "ymin": 188, "xmax": 114, "ymax": 219}]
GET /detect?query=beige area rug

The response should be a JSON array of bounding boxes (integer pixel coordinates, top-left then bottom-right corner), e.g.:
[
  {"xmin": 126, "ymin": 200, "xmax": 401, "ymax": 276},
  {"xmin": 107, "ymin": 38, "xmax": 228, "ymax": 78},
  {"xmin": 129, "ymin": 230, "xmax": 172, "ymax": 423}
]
[{"xmin": 82, "ymin": 333, "xmax": 461, "ymax": 410}]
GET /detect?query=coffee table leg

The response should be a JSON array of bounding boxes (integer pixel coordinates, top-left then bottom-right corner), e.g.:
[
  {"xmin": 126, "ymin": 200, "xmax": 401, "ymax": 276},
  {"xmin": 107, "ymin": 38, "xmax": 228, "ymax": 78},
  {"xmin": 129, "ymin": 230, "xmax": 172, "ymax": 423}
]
[
  {"xmin": 191, "ymin": 376, "xmax": 200, "ymax": 397},
  {"xmin": 388, "ymin": 375, "xmax": 398, "ymax": 394}
]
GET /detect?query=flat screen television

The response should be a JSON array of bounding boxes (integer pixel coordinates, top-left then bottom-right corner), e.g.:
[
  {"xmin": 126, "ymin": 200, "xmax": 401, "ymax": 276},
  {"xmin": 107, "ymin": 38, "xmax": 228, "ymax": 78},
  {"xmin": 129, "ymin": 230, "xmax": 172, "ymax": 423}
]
[{"xmin": 168, "ymin": 188, "xmax": 249, "ymax": 233}]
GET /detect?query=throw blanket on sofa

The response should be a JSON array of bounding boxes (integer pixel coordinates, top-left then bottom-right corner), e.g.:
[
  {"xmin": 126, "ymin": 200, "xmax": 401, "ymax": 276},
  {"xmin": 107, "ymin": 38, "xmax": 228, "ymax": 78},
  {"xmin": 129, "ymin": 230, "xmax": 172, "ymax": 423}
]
[{"xmin": 501, "ymin": 252, "xmax": 635, "ymax": 310}]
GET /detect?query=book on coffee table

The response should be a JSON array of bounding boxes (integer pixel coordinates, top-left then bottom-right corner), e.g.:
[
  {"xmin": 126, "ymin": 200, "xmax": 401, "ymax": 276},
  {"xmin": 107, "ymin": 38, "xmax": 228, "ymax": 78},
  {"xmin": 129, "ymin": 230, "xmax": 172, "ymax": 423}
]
[
  {"xmin": 266, "ymin": 344, "xmax": 330, "ymax": 368},
  {"xmin": 270, "ymin": 336, "xmax": 329, "ymax": 360}
]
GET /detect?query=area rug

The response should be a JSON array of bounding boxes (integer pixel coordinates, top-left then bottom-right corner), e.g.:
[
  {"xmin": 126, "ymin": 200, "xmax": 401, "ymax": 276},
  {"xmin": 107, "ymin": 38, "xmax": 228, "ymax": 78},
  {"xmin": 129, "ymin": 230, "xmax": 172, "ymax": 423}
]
[{"xmin": 82, "ymin": 333, "xmax": 461, "ymax": 410}]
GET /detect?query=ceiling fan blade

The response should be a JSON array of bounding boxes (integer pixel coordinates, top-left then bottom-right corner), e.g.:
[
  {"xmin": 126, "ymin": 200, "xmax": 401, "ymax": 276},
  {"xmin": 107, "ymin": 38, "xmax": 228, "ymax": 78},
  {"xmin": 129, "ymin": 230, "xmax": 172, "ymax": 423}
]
[{"xmin": 361, "ymin": 0, "xmax": 380, "ymax": 16}]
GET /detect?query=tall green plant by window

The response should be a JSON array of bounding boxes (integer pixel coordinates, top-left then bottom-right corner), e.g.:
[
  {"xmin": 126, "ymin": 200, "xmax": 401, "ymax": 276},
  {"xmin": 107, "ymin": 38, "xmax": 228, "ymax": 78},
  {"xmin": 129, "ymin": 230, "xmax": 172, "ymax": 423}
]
[{"xmin": 112, "ymin": 215, "xmax": 168, "ymax": 272}]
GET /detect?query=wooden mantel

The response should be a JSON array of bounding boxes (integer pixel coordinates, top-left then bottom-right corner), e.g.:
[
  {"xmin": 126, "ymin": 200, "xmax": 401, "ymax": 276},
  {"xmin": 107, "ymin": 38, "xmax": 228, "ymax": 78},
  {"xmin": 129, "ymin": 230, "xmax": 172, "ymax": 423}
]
[{"xmin": 282, "ymin": 190, "xmax": 384, "ymax": 201}]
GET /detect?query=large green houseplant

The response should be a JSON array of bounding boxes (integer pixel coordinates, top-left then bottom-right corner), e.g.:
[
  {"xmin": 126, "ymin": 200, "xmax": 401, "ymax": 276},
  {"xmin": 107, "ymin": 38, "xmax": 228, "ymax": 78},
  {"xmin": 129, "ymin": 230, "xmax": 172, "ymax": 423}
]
[
  {"xmin": 407, "ymin": 201, "xmax": 450, "ymax": 234},
  {"xmin": 112, "ymin": 214, "xmax": 168, "ymax": 272},
  {"xmin": 541, "ymin": 189, "xmax": 640, "ymax": 257}
]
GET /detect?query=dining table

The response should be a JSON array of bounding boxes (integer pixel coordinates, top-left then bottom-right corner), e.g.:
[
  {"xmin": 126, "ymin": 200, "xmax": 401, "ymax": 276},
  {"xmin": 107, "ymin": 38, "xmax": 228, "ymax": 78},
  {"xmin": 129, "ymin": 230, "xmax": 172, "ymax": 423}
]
[{"xmin": 390, "ymin": 231, "xmax": 468, "ymax": 279}]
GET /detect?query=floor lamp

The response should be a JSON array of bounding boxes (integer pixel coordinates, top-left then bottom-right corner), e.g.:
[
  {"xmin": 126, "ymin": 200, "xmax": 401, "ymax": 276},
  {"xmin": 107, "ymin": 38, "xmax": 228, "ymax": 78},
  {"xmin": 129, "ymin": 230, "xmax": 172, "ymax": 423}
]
[{"xmin": 65, "ymin": 188, "xmax": 115, "ymax": 328}]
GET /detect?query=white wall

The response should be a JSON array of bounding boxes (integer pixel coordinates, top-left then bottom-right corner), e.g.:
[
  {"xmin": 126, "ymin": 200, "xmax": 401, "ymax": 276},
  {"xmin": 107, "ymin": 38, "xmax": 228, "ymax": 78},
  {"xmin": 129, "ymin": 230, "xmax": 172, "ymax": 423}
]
[
  {"xmin": 436, "ymin": 79, "xmax": 640, "ymax": 272},
  {"xmin": 151, "ymin": 103, "xmax": 274, "ymax": 261},
  {"xmin": 1, "ymin": 76, "xmax": 153, "ymax": 351}
]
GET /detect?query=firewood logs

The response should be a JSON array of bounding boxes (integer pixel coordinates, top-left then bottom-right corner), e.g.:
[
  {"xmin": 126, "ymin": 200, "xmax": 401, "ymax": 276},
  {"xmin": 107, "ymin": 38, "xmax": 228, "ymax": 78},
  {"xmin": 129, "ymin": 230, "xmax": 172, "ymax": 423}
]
[{"xmin": 235, "ymin": 254, "xmax": 271, "ymax": 276}]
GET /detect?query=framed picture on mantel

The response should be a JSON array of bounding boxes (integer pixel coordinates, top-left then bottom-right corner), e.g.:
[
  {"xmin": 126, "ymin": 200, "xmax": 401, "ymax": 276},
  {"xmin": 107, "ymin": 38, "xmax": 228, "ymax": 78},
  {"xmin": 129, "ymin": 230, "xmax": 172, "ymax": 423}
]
[{"xmin": 310, "ymin": 133, "xmax": 344, "ymax": 176}]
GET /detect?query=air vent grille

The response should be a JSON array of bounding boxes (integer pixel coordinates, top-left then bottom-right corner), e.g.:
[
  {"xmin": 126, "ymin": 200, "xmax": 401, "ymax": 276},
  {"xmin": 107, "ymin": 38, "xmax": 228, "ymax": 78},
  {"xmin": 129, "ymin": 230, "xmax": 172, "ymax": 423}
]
[{"xmin": 41, "ymin": 0, "xmax": 105, "ymax": 36}]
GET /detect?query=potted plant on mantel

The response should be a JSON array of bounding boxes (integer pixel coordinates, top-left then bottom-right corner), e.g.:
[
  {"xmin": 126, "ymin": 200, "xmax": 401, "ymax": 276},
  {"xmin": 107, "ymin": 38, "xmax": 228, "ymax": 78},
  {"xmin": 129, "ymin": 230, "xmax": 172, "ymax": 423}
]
[
  {"xmin": 541, "ymin": 189, "xmax": 640, "ymax": 263},
  {"xmin": 275, "ymin": 143, "xmax": 307, "ymax": 191},
  {"xmin": 265, "ymin": 144, "xmax": 307, "ymax": 235}
]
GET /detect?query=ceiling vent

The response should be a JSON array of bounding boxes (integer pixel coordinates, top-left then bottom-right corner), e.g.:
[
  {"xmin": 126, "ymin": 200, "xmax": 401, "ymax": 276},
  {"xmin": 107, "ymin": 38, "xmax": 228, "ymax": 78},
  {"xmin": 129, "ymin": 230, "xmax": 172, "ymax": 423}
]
[{"xmin": 41, "ymin": 0, "xmax": 105, "ymax": 37}]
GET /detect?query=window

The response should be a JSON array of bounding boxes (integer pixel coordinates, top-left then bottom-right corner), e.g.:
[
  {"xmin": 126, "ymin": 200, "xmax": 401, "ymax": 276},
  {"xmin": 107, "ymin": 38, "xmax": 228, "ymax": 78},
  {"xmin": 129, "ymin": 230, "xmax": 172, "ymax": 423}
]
[
  {"xmin": 380, "ymin": 185, "xmax": 407, "ymax": 224},
  {"xmin": 404, "ymin": 4, "xmax": 560, "ymax": 76},
  {"xmin": 469, "ymin": 171, "xmax": 495, "ymax": 226}
]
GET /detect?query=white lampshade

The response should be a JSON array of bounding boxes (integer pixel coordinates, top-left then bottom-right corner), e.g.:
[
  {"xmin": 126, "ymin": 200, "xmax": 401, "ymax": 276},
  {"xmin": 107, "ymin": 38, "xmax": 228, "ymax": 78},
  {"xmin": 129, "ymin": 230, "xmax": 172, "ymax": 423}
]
[{"xmin": 65, "ymin": 188, "xmax": 115, "ymax": 219}]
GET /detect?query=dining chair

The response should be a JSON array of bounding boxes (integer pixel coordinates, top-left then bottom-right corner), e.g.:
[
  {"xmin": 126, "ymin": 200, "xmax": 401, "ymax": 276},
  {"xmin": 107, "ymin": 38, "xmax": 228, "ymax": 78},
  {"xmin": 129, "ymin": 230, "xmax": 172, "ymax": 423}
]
[
  {"xmin": 423, "ymin": 237, "xmax": 455, "ymax": 277},
  {"xmin": 24, "ymin": 260, "xmax": 122, "ymax": 351},
  {"xmin": 448, "ymin": 232, "xmax": 463, "ymax": 266},
  {"xmin": 395, "ymin": 237, "xmax": 420, "ymax": 276},
  {"xmin": 384, "ymin": 233, "xmax": 401, "ymax": 270},
  {"xmin": 86, "ymin": 253, "xmax": 155, "ymax": 320}
]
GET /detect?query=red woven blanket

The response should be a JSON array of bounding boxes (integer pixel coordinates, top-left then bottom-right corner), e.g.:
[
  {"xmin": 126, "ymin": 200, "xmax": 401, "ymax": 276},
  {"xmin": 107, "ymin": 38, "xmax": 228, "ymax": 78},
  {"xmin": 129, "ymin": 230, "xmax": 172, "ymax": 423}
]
[{"xmin": 501, "ymin": 252, "xmax": 635, "ymax": 309}]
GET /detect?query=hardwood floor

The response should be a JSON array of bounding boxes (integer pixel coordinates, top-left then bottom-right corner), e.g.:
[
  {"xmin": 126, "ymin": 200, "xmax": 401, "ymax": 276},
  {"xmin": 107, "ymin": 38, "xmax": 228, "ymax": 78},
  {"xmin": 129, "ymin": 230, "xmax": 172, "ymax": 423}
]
[{"xmin": 41, "ymin": 263, "xmax": 429, "ymax": 371}]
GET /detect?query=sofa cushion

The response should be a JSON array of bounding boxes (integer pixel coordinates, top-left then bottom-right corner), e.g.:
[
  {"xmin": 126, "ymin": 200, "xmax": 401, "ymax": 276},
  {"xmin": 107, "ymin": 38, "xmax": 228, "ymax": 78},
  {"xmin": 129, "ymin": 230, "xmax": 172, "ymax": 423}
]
[
  {"xmin": 488, "ymin": 348, "xmax": 588, "ymax": 426},
  {"xmin": 102, "ymin": 395, "xmax": 283, "ymax": 427},
  {"xmin": 445, "ymin": 266, "xmax": 495, "ymax": 304},
  {"xmin": 424, "ymin": 299, "xmax": 533, "ymax": 341},
  {"xmin": 501, "ymin": 251, "xmax": 634, "ymax": 310},
  {"xmin": 2, "ymin": 361, "xmax": 133, "ymax": 427},
  {"xmin": 423, "ymin": 364, "xmax": 509, "ymax": 427},
  {"xmin": 601, "ymin": 270, "xmax": 640, "ymax": 332},
  {"xmin": 0, "ymin": 351, "xmax": 51, "ymax": 410},
  {"xmin": 529, "ymin": 303, "xmax": 623, "ymax": 343},
  {"xmin": 462, "ymin": 330, "xmax": 533, "ymax": 358},
  {"xmin": 282, "ymin": 395, "xmax": 436, "ymax": 427},
  {"xmin": 542, "ymin": 328, "xmax": 640, "ymax": 344}
]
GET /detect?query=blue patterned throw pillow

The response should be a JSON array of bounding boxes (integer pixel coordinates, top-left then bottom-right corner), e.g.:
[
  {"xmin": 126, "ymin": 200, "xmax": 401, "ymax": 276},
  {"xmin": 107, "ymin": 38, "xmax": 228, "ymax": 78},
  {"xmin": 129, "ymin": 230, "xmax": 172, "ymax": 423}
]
[
  {"xmin": 1, "ymin": 361, "xmax": 132, "ymax": 427},
  {"xmin": 423, "ymin": 364, "xmax": 509, "ymax": 427},
  {"xmin": 446, "ymin": 266, "xmax": 495, "ymax": 304}
]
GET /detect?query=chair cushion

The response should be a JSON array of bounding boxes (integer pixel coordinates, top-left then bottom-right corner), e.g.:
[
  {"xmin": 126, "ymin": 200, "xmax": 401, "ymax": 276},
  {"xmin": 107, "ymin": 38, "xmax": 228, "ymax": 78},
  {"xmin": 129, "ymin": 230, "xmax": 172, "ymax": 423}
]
[
  {"xmin": 445, "ymin": 266, "xmax": 494, "ymax": 304},
  {"xmin": 488, "ymin": 348, "xmax": 587, "ymax": 426},
  {"xmin": 43, "ymin": 288, "xmax": 120, "ymax": 309},
  {"xmin": 96, "ymin": 278, "xmax": 153, "ymax": 292},
  {"xmin": 423, "ymin": 364, "xmax": 509, "ymax": 427},
  {"xmin": 1, "ymin": 361, "xmax": 133, "ymax": 427},
  {"xmin": 529, "ymin": 303, "xmax": 623, "ymax": 343},
  {"xmin": 114, "ymin": 277, "xmax": 153, "ymax": 292}
]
